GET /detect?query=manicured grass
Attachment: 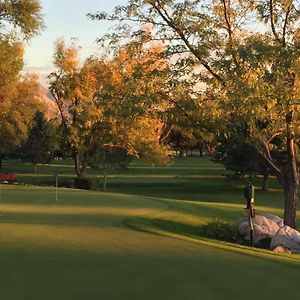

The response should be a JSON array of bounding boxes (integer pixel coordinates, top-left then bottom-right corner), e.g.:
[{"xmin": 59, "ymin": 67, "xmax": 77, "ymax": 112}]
[
  {"xmin": 0, "ymin": 157, "xmax": 299, "ymax": 299},
  {"xmin": 0, "ymin": 185, "xmax": 299, "ymax": 300}
]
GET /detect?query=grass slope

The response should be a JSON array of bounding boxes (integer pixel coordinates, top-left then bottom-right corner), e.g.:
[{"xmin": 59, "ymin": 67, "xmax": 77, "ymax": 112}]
[
  {"xmin": 0, "ymin": 184, "xmax": 298, "ymax": 300},
  {"xmin": 0, "ymin": 157, "xmax": 299, "ymax": 299}
]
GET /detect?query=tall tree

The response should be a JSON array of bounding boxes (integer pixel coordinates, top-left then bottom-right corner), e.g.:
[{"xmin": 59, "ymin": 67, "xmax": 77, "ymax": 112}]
[
  {"xmin": 0, "ymin": 0, "xmax": 43, "ymax": 167},
  {"xmin": 0, "ymin": 74, "xmax": 42, "ymax": 168},
  {"xmin": 49, "ymin": 38, "xmax": 170, "ymax": 177},
  {"xmin": 90, "ymin": 0, "xmax": 300, "ymax": 228},
  {"xmin": 213, "ymin": 136, "xmax": 271, "ymax": 191},
  {"xmin": 0, "ymin": 0, "xmax": 43, "ymax": 100},
  {"xmin": 20, "ymin": 111, "xmax": 58, "ymax": 173},
  {"xmin": 0, "ymin": 38, "xmax": 23, "ymax": 104},
  {"xmin": 49, "ymin": 39, "xmax": 99, "ymax": 177}
]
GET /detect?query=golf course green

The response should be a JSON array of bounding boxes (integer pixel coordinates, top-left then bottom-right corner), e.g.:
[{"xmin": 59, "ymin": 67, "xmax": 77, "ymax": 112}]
[
  {"xmin": 0, "ymin": 186, "xmax": 298, "ymax": 299},
  {"xmin": 0, "ymin": 158, "xmax": 299, "ymax": 299}
]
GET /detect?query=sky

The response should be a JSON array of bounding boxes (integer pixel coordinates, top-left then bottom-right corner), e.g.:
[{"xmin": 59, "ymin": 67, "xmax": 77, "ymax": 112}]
[{"xmin": 24, "ymin": 0, "xmax": 128, "ymax": 85}]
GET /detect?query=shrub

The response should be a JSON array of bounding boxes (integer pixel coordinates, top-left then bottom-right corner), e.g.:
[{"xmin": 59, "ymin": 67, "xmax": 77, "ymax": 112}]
[
  {"xmin": 199, "ymin": 220, "xmax": 238, "ymax": 242},
  {"xmin": 74, "ymin": 177, "xmax": 100, "ymax": 190},
  {"xmin": 58, "ymin": 181, "xmax": 73, "ymax": 188}
]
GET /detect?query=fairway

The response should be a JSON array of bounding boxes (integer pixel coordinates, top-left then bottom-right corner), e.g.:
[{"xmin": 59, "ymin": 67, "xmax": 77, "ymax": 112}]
[{"xmin": 0, "ymin": 185, "xmax": 299, "ymax": 300}]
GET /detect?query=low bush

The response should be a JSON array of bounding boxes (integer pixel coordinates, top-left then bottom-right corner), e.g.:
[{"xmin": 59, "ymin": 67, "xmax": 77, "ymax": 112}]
[
  {"xmin": 199, "ymin": 220, "xmax": 238, "ymax": 242},
  {"xmin": 58, "ymin": 181, "xmax": 73, "ymax": 188},
  {"xmin": 74, "ymin": 177, "xmax": 100, "ymax": 190}
]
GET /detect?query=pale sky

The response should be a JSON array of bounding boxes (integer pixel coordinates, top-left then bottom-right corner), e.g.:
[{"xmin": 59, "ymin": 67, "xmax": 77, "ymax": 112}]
[{"xmin": 24, "ymin": 0, "xmax": 128, "ymax": 85}]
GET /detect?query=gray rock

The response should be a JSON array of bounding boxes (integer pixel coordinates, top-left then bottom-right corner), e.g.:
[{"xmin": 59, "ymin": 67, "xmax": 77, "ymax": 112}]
[
  {"xmin": 238, "ymin": 220, "xmax": 250, "ymax": 236},
  {"xmin": 271, "ymin": 226, "xmax": 300, "ymax": 253},
  {"xmin": 260, "ymin": 213, "xmax": 284, "ymax": 228},
  {"xmin": 272, "ymin": 245, "xmax": 292, "ymax": 254},
  {"xmin": 237, "ymin": 215, "xmax": 279, "ymax": 245}
]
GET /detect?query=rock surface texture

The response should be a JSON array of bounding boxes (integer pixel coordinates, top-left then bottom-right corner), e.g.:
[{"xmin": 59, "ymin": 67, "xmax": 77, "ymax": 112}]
[
  {"xmin": 237, "ymin": 214, "xmax": 300, "ymax": 254},
  {"xmin": 270, "ymin": 226, "xmax": 300, "ymax": 254}
]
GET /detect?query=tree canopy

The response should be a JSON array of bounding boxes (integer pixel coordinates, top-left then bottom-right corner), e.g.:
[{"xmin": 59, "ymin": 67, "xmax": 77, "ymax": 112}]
[
  {"xmin": 0, "ymin": 74, "xmax": 42, "ymax": 166},
  {"xmin": 0, "ymin": 0, "xmax": 43, "ymax": 165},
  {"xmin": 49, "ymin": 37, "xmax": 171, "ymax": 177},
  {"xmin": 89, "ymin": 0, "xmax": 300, "ymax": 228},
  {"xmin": 0, "ymin": 0, "xmax": 43, "ymax": 39},
  {"xmin": 20, "ymin": 111, "xmax": 58, "ymax": 172}
]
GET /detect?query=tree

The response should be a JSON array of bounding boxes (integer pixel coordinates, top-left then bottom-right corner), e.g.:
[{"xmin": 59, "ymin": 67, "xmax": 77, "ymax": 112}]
[
  {"xmin": 165, "ymin": 96, "xmax": 217, "ymax": 157},
  {"xmin": 213, "ymin": 137, "xmax": 271, "ymax": 191},
  {"xmin": 90, "ymin": 1, "xmax": 300, "ymax": 228},
  {"xmin": 0, "ymin": 0, "xmax": 43, "ymax": 39},
  {"xmin": 0, "ymin": 0, "xmax": 43, "ymax": 167},
  {"xmin": 49, "ymin": 39, "xmax": 100, "ymax": 177},
  {"xmin": 0, "ymin": 0, "xmax": 43, "ymax": 102},
  {"xmin": 0, "ymin": 74, "xmax": 42, "ymax": 168},
  {"xmin": 20, "ymin": 111, "xmax": 58, "ymax": 173},
  {"xmin": 49, "ymin": 37, "xmax": 170, "ymax": 177},
  {"xmin": 0, "ymin": 39, "xmax": 24, "ymax": 104},
  {"xmin": 92, "ymin": 146, "xmax": 131, "ymax": 192}
]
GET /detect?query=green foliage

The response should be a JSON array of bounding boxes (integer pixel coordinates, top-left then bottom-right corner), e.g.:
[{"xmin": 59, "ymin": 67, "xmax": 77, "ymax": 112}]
[
  {"xmin": 74, "ymin": 177, "xmax": 100, "ymax": 191},
  {"xmin": 20, "ymin": 111, "xmax": 58, "ymax": 167},
  {"xmin": 92, "ymin": 0, "xmax": 300, "ymax": 227},
  {"xmin": 49, "ymin": 38, "xmax": 171, "ymax": 177},
  {"xmin": 0, "ymin": 0, "xmax": 43, "ymax": 39},
  {"xmin": 199, "ymin": 220, "xmax": 239, "ymax": 243},
  {"xmin": 213, "ymin": 136, "xmax": 269, "ymax": 177},
  {"xmin": 0, "ymin": 0, "xmax": 43, "ymax": 162},
  {"xmin": 93, "ymin": 147, "xmax": 132, "ymax": 170}
]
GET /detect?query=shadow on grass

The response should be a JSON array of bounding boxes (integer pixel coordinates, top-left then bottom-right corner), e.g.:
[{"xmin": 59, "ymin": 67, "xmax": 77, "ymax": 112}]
[
  {"xmin": 127, "ymin": 216, "xmax": 238, "ymax": 243},
  {"xmin": 0, "ymin": 211, "xmax": 125, "ymax": 227}
]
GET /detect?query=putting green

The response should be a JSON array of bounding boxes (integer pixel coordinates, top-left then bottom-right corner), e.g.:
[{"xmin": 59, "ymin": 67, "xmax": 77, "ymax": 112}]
[{"xmin": 0, "ymin": 185, "xmax": 299, "ymax": 300}]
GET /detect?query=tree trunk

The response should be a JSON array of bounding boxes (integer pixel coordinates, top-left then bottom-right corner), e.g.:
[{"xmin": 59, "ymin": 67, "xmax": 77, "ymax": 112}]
[
  {"xmin": 199, "ymin": 145, "xmax": 204, "ymax": 158},
  {"xmin": 103, "ymin": 165, "xmax": 107, "ymax": 192},
  {"xmin": 33, "ymin": 163, "xmax": 37, "ymax": 173},
  {"xmin": 206, "ymin": 143, "xmax": 215, "ymax": 156},
  {"xmin": 262, "ymin": 173, "xmax": 269, "ymax": 192},
  {"xmin": 103, "ymin": 151, "xmax": 107, "ymax": 192},
  {"xmin": 264, "ymin": 135, "xmax": 299, "ymax": 228},
  {"xmin": 74, "ymin": 151, "xmax": 81, "ymax": 177},
  {"xmin": 74, "ymin": 150, "xmax": 88, "ymax": 178},
  {"xmin": 283, "ymin": 183, "xmax": 298, "ymax": 229},
  {"xmin": 0, "ymin": 154, "xmax": 3, "ymax": 170},
  {"xmin": 283, "ymin": 136, "xmax": 299, "ymax": 228},
  {"xmin": 80, "ymin": 161, "xmax": 88, "ymax": 177}
]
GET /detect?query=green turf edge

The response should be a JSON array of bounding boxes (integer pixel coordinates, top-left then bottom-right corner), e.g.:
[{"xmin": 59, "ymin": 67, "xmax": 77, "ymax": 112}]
[{"xmin": 123, "ymin": 216, "xmax": 300, "ymax": 265}]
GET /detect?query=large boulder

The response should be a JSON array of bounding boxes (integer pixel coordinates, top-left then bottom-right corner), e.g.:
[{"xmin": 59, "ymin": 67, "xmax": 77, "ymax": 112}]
[
  {"xmin": 237, "ymin": 214, "xmax": 300, "ymax": 253},
  {"xmin": 237, "ymin": 215, "xmax": 280, "ymax": 246},
  {"xmin": 270, "ymin": 226, "xmax": 300, "ymax": 253},
  {"xmin": 259, "ymin": 213, "xmax": 284, "ymax": 228},
  {"xmin": 272, "ymin": 245, "xmax": 292, "ymax": 254}
]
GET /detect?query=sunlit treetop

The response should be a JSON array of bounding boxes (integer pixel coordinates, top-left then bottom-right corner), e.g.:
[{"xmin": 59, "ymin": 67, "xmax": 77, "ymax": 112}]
[{"xmin": 0, "ymin": 0, "xmax": 43, "ymax": 40}]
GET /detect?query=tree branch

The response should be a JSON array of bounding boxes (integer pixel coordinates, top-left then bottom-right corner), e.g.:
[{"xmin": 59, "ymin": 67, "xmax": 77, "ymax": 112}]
[
  {"xmin": 220, "ymin": 0, "xmax": 239, "ymax": 67},
  {"xmin": 269, "ymin": 0, "xmax": 281, "ymax": 43},
  {"xmin": 152, "ymin": 1, "xmax": 226, "ymax": 86},
  {"xmin": 282, "ymin": 3, "xmax": 292, "ymax": 47},
  {"xmin": 258, "ymin": 137, "xmax": 283, "ymax": 182}
]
